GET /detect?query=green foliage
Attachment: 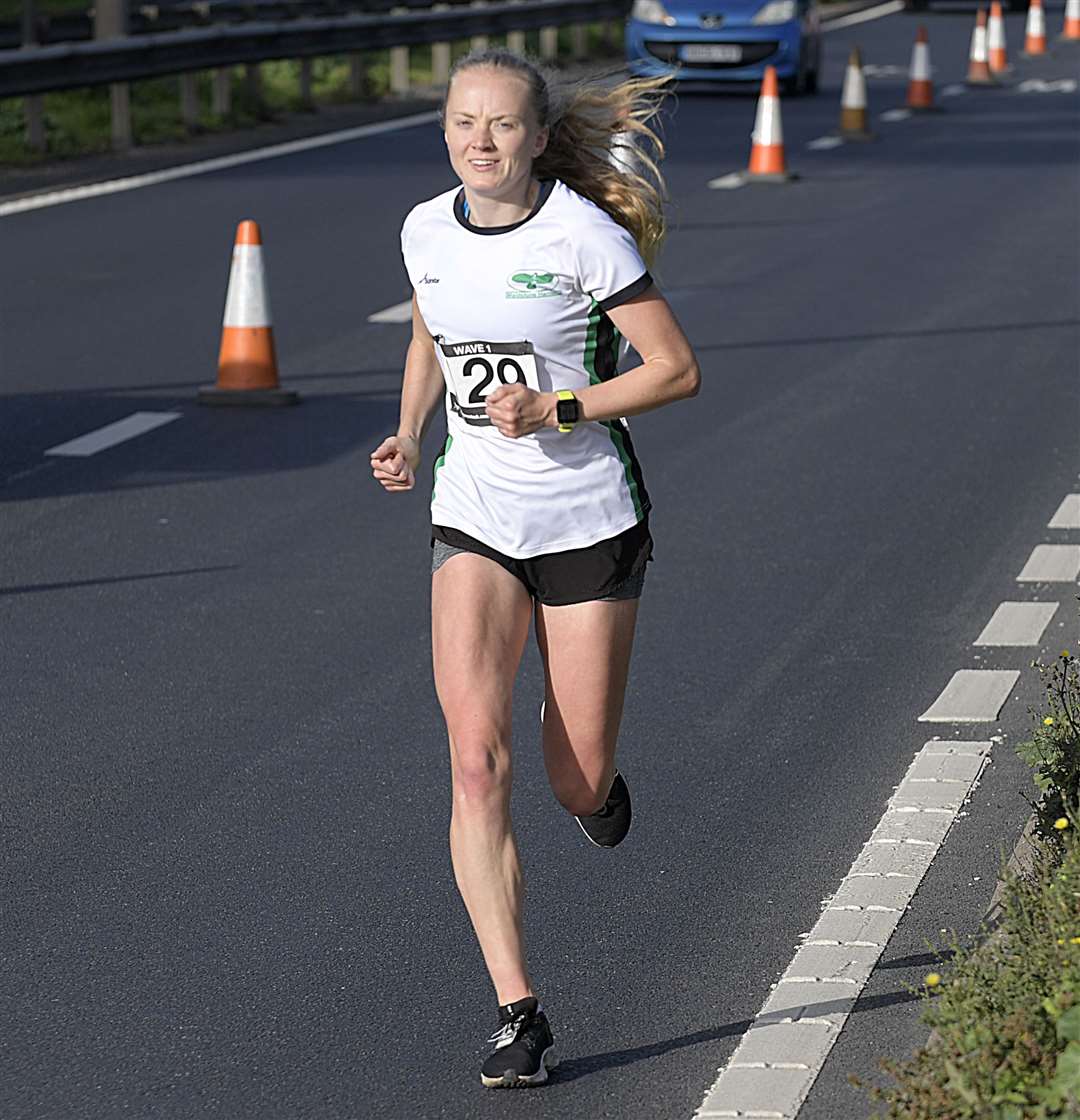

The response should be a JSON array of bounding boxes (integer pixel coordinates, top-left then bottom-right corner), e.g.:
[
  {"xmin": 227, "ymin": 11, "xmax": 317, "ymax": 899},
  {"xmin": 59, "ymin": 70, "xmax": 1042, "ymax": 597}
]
[
  {"xmin": 866, "ymin": 612, "xmax": 1080, "ymax": 1119},
  {"xmin": 1016, "ymin": 647, "xmax": 1080, "ymax": 846}
]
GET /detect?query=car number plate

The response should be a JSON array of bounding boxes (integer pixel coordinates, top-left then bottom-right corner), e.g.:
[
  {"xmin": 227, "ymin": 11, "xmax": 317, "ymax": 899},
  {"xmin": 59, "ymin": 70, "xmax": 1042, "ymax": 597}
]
[{"xmin": 680, "ymin": 43, "xmax": 742, "ymax": 62}]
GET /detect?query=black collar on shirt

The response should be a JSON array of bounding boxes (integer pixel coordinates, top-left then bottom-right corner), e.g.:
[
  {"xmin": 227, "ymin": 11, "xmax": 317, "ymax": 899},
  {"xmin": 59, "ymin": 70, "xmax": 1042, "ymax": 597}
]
[{"xmin": 453, "ymin": 179, "xmax": 556, "ymax": 235}]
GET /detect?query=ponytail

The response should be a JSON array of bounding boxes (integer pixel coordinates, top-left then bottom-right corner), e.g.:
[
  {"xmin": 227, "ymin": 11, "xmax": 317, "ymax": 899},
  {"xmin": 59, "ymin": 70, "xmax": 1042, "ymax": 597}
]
[{"xmin": 442, "ymin": 49, "xmax": 671, "ymax": 267}]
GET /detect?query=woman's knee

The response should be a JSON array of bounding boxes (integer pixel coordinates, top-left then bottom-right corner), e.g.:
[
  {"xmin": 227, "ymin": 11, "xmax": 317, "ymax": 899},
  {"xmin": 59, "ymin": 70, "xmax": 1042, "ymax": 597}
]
[{"xmin": 449, "ymin": 731, "xmax": 513, "ymax": 807}]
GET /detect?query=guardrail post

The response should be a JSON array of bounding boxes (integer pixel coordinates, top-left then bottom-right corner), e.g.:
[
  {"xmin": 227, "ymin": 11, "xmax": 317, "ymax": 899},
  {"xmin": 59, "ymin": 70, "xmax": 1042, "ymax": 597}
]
[
  {"xmin": 506, "ymin": 0, "xmax": 525, "ymax": 55},
  {"xmin": 470, "ymin": 0, "xmax": 488, "ymax": 51},
  {"xmin": 571, "ymin": 22, "xmax": 587, "ymax": 59},
  {"xmin": 245, "ymin": 63, "xmax": 264, "ymax": 114},
  {"xmin": 349, "ymin": 55, "xmax": 365, "ymax": 98},
  {"xmin": 299, "ymin": 58, "xmax": 314, "ymax": 109},
  {"xmin": 431, "ymin": 3, "xmax": 451, "ymax": 85},
  {"xmin": 389, "ymin": 8, "xmax": 410, "ymax": 95},
  {"xmin": 180, "ymin": 73, "xmax": 200, "ymax": 131},
  {"xmin": 94, "ymin": 0, "xmax": 132, "ymax": 151},
  {"xmin": 539, "ymin": 25, "xmax": 558, "ymax": 59},
  {"xmin": 21, "ymin": 0, "xmax": 46, "ymax": 152},
  {"xmin": 212, "ymin": 68, "xmax": 232, "ymax": 116}
]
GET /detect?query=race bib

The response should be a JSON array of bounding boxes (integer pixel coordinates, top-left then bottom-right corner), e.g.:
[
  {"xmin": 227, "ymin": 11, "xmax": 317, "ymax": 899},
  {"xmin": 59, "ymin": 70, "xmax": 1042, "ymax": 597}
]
[{"xmin": 436, "ymin": 339, "xmax": 539, "ymax": 427}]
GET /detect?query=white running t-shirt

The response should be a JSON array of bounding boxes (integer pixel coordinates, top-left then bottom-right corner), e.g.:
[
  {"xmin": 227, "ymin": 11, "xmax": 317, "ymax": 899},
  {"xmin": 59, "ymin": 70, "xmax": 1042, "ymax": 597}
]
[{"xmin": 400, "ymin": 178, "xmax": 654, "ymax": 559}]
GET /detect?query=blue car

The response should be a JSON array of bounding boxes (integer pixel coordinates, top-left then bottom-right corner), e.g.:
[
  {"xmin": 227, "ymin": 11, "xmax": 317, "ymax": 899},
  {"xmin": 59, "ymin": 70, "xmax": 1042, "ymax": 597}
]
[{"xmin": 626, "ymin": 0, "xmax": 823, "ymax": 95}]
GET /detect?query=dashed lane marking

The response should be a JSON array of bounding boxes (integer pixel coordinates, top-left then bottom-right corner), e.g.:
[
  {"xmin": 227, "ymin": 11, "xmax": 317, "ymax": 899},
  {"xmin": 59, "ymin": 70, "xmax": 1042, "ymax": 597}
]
[
  {"xmin": 880, "ymin": 108, "xmax": 912, "ymax": 121},
  {"xmin": 0, "ymin": 112, "xmax": 439, "ymax": 219},
  {"xmin": 1049, "ymin": 494, "xmax": 1080, "ymax": 529},
  {"xmin": 973, "ymin": 602, "xmax": 1060, "ymax": 646},
  {"xmin": 917, "ymin": 669, "xmax": 1020, "ymax": 722},
  {"xmin": 806, "ymin": 136, "xmax": 844, "ymax": 150},
  {"xmin": 1016, "ymin": 544, "xmax": 1080, "ymax": 582},
  {"xmin": 821, "ymin": 0, "xmax": 906, "ymax": 32},
  {"xmin": 44, "ymin": 412, "xmax": 182, "ymax": 457},
  {"xmin": 707, "ymin": 173, "xmax": 747, "ymax": 190},
  {"xmin": 693, "ymin": 741, "xmax": 991, "ymax": 1119},
  {"xmin": 861, "ymin": 63, "xmax": 909, "ymax": 77},
  {"xmin": 1017, "ymin": 78, "xmax": 1079, "ymax": 93},
  {"xmin": 367, "ymin": 299, "xmax": 413, "ymax": 324},
  {"xmin": 941, "ymin": 84, "xmax": 968, "ymax": 97}
]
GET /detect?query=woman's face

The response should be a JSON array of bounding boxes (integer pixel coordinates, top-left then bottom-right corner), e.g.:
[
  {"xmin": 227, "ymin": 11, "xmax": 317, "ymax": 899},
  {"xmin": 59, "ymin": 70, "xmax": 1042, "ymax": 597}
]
[{"xmin": 444, "ymin": 68, "xmax": 549, "ymax": 201}]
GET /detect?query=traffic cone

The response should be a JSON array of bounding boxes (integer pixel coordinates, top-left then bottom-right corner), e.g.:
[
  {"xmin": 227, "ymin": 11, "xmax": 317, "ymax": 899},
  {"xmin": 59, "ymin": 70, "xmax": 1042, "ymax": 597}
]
[
  {"xmin": 838, "ymin": 46, "xmax": 874, "ymax": 139},
  {"xmin": 1023, "ymin": 0, "xmax": 1048, "ymax": 52},
  {"xmin": 988, "ymin": 1, "xmax": 1010, "ymax": 72},
  {"xmin": 906, "ymin": 26, "xmax": 936, "ymax": 110},
  {"xmin": 967, "ymin": 9, "xmax": 997, "ymax": 84},
  {"xmin": 1062, "ymin": 0, "xmax": 1080, "ymax": 39},
  {"xmin": 746, "ymin": 66, "xmax": 795, "ymax": 181},
  {"xmin": 199, "ymin": 220, "xmax": 299, "ymax": 406}
]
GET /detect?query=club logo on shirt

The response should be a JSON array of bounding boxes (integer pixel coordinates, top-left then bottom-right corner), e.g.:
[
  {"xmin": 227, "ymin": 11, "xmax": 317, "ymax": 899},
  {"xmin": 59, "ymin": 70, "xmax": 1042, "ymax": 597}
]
[
  {"xmin": 419, "ymin": 273, "xmax": 440, "ymax": 285},
  {"xmin": 506, "ymin": 270, "xmax": 561, "ymax": 299}
]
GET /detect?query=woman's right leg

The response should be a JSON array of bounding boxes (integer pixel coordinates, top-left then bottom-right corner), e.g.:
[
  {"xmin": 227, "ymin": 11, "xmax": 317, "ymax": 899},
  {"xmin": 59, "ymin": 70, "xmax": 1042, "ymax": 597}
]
[{"xmin": 432, "ymin": 552, "xmax": 535, "ymax": 1005}]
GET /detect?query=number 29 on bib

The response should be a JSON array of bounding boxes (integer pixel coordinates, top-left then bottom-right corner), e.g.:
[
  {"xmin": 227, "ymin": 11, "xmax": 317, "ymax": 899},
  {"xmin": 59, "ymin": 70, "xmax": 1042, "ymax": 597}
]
[{"xmin": 436, "ymin": 339, "xmax": 540, "ymax": 427}]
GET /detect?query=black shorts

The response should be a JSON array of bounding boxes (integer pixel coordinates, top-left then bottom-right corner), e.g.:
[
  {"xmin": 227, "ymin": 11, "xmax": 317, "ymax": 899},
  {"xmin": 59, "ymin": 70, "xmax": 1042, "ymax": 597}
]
[{"xmin": 430, "ymin": 519, "xmax": 653, "ymax": 607}]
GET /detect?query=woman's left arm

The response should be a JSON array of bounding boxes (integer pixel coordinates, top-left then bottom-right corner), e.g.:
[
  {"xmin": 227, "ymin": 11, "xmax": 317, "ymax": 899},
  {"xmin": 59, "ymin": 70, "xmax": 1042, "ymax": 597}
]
[
  {"xmin": 484, "ymin": 286, "xmax": 700, "ymax": 438},
  {"xmin": 574, "ymin": 286, "xmax": 700, "ymax": 422}
]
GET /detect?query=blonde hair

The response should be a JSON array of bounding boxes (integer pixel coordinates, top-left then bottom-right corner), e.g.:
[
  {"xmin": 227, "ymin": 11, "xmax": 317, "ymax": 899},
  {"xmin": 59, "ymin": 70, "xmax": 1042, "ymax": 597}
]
[{"xmin": 441, "ymin": 49, "xmax": 671, "ymax": 268}]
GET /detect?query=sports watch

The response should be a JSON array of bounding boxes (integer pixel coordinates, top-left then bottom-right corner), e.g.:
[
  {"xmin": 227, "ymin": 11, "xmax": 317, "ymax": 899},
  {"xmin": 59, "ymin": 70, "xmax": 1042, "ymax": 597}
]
[{"xmin": 555, "ymin": 390, "xmax": 580, "ymax": 433}]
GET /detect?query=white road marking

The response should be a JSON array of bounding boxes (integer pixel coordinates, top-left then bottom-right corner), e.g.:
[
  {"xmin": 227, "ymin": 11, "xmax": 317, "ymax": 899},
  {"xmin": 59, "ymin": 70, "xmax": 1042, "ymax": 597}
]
[
  {"xmin": 367, "ymin": 299, "xmax": 413, "ymax": 324},
  {"xmin": 1049, "ymin": 494, "xmax": 1080, "ymax": 529},
  {"xmin": 880, "ymin": 108, "xmax": 912, "ymax": 121},
  {"xmin": 861, "ymin": 63, "xmax": 909, "ymax": 77},
  {"xmin": 974, "ymin": 601, "xmax": 1059, "ymax": 646},
  {"xmin": 1017, "ymin": 544, "xmax": 1080, "ymax": 582},
  {"xmin": 694, "ymin": 741, "xmax": 991, "ymax": 1119},
  {"xmin": 941, "ymin": 83, "xmax": 968, "ymax": 97},
  {"xmin": 1017, "ymin": 78, "xmax": 1078, "ymax": 93},
  {"xmin": 45, "ymin": 411, "xmax": 181, "ymax": 457},
  {"xmin": 708, "ymin": 173, "xmax": 747, "ymax": 190},
  {"xmin": 807, "ymin": 136, "xmax": 844, "ymax": 150},
  {"xmin": 822, "ymin": 0, "xmax": 906, "ymax": 32},
  {"xmin": 0, "ymin": 111, "xmax": 439, "ymax": 219},
  {"xmin": 918, "ymin": 669, "xmax": 1020, "ymax": 722}
]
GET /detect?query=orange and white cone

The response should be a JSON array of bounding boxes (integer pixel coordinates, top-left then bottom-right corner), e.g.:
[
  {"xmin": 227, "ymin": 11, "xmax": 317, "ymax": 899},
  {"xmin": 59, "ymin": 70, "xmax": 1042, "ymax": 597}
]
[
  {"xmin": 199, "ymin": 221, "xmax": 298, "ymax": 406},
  {"xmin": 747, "ymin": 66, "xmax": 794, "ymax": 181},
  {"xmin": 906, "ymin": 26, "xmax": 936, "ymax": 110},
  {"xmin": 988, "ymin": 1, "xmax": 1010, "ymax": 72},
  {"xmin": 839, "ymin": 46, "xmax": 874, "ymax": 138},
  {"xmin": 1022, "ymin": 0, "xmax": 1048, "ymax": 52},
  {"xmin": 967, "ymin": 9, "xmax": 996, "ymax": 84},
  {"xmin": 1062, "ymin": 0, "xmax": 1080, "ymax": 39}
]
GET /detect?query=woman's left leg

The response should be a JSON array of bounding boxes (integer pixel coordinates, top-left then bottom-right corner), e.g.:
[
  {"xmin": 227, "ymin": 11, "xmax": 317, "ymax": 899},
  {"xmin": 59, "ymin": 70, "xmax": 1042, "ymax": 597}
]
[{"xmin": 534, "ymin": 598, "xmax": 640, "ymax": 817}]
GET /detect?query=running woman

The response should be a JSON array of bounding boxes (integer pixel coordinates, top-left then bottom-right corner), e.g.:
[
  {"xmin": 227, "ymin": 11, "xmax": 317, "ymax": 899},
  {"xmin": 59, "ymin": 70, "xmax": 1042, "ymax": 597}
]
[{"xmin": 370, "ymin": 48, "xmax": 699, "ymax": 1088}]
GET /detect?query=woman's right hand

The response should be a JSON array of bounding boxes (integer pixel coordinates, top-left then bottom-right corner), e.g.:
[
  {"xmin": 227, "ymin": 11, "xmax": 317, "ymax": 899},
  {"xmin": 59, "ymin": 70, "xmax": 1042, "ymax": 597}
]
[{"xmin": 370, "ymin": 435, "xmax": 420, "ymax": 492}]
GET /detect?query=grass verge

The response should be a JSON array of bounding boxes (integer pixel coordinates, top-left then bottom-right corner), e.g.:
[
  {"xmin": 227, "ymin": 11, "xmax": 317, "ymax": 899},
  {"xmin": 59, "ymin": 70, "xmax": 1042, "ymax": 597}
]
[{"xmin": 861, "ymin": 636, "xmax": 1080, "ymax": 1118}]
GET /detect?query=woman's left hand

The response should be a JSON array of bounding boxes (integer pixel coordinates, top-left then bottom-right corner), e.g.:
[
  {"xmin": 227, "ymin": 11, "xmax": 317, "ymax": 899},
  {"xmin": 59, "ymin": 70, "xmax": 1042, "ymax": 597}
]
[{"xmin": 485, "ymin": 384, "xmax": 555, "ymax": 438}]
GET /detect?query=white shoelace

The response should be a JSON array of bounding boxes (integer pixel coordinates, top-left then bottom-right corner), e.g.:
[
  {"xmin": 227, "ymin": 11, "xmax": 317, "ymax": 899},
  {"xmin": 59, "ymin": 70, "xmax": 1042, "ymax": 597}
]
[{"xmin": 487, "ymin": 1014, "xmax": 527, "ymax": 1051}]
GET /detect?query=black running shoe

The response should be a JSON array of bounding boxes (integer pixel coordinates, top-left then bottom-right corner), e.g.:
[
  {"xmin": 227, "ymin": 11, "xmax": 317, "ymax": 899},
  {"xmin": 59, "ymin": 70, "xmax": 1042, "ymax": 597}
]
[
  {"xmin": 480, "ymin": 996, "xmax": 558, "ymax": 1088},
  {"xmin": 575, "ymin": 771, "xmax": 632, "ymax": 848}
]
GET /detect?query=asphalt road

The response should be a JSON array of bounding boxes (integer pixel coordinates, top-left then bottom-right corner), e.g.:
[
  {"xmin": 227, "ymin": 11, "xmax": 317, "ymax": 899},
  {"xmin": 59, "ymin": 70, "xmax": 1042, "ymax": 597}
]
[{"xmin": 2, "ymin": 8, "xmax": 1079, "ymax": 1119}]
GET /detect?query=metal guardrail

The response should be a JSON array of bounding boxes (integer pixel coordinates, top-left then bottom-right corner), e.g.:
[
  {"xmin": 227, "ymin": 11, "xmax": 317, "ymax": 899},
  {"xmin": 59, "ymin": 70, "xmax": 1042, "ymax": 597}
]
[
  {"xmin": 1, "ymin": 0, "xmax": 627, "ymax": 98},
  {"xmin": 0, "ymin": 0, "xmax": 500, "ymax": 50}
]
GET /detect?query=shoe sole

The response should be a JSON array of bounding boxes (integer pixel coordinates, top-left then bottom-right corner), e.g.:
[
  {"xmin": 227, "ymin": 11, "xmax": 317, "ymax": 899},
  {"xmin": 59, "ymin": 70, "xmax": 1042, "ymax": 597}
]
[{"xmin": 480, "ymin": 1046, "xmax": 559, "ymax": 1088}]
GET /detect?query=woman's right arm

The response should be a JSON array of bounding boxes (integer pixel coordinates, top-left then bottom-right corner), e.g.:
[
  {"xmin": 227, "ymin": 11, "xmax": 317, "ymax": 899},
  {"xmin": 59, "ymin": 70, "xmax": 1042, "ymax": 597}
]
[{"xmin": 370, "ymin": 294, "xmax": 446, "ymax": 493}]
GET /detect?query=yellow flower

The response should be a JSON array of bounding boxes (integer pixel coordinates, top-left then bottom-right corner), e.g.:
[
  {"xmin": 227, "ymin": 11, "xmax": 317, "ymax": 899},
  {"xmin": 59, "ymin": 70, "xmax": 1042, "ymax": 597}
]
[
  {"xmin": 925, "ymin": 973, "xmax": 941, "ymax": 987},
  {"xmin": 1055, "ymin": 818, "xmax": 1070, "ymax": 830},
  {"xmin": 1059, "ymin": 939, "xmax": 1066, "ymax": 946},
  {"xmin": 1070, "ymin": 937, "xmax": 1080, "ymax": 945},
  {"xmin": 1045, "ymin": 717, "xmax": 1056, "ymax": 726}
]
